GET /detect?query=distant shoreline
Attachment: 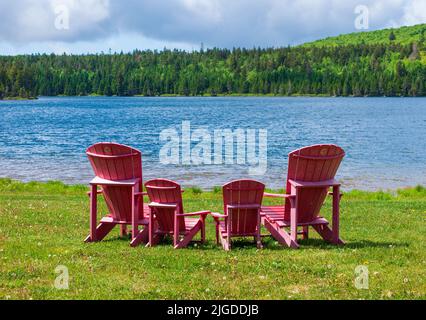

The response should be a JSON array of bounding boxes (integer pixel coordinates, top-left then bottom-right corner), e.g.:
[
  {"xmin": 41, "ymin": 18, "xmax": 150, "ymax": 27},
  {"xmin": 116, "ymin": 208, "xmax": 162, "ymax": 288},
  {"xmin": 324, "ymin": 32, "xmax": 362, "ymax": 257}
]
[
  {"xmin": 2, "ymin": 94, "xmax": 424, "ymax": 100},
  {"xmin": 1, "ymin": 96, "xmax": 39, "ymax": 101}
]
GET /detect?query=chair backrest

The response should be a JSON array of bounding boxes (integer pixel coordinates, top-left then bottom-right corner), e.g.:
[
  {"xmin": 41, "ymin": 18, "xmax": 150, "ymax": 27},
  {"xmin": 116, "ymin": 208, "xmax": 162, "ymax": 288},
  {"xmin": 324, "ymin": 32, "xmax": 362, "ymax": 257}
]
[
  {"xmin": 144, "ymin": 179, "xmax": 186, "ymax": 233},
  {"xmin": 285, "ymin": 144, "xmax": 345, "ymax": 222},
  {"xmin": 86, "ymin": 143, "xmax": 143, "ymax": 222},
  {"xmin": 223, "ymin": 180, "xmax": 265, "ymax": 236}
]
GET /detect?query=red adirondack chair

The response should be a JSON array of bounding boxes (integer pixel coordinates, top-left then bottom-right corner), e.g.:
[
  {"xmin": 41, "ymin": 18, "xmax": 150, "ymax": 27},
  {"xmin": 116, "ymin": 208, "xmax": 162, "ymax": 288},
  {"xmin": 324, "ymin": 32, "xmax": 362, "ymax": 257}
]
[
  {"xmin": 144, "ymin": 179, "xmax": 210, "ymax": 249},
  {"xmin": 261, "ymin": 144, "xmax": 345, "ymax": 249},
  {"xmin": 84, "ymin": 143, "xmax": 149, "ymax": 247},
  {"xmin": 212, "ymin": 180, "xmax": 265, "ymax": 251}
]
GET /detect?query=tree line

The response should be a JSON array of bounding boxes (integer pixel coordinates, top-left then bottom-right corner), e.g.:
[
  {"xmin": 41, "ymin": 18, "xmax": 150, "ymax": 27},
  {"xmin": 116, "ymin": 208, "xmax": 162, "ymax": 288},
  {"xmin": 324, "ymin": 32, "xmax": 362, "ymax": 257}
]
[{"xmin": 0, "ymin": 41, "xmax": 425, "ymax": 99}]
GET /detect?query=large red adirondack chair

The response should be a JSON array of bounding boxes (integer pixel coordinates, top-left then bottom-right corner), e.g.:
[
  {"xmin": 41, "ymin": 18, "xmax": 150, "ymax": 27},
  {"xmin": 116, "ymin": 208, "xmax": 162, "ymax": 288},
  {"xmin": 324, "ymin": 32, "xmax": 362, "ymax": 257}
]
[
  {"xmin": 144, "ymin": 179, "xmax": 210, "ymax": 249},
  {"xmin": 212, "ymin": 180, "xmax": 265, "ymax": 251},
  {"xmin": 84, "ymin": 143, "xmax": 149, "ymax": 247},
  {"xmin": 262, "ymin": 145, "xmax": 345, "ymax": 249}
]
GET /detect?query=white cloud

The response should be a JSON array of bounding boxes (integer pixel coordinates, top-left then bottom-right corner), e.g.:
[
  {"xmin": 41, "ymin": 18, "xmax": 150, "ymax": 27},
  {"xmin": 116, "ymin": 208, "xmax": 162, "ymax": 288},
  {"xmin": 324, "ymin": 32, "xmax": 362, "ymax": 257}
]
[
  {"xmin": 401, "ymin": 0, "xmax": 426, "ymax": 26},
  {"xmin": 0, "ymin": 0, "xmax": 111, "ymax": 43},
  {"xmin": 0, "ymin": 0, "xmax": 425, "ymax": 54},
  {"xmin": 182, "ymin": 0, "xmax": 222, "ymax": 22}
]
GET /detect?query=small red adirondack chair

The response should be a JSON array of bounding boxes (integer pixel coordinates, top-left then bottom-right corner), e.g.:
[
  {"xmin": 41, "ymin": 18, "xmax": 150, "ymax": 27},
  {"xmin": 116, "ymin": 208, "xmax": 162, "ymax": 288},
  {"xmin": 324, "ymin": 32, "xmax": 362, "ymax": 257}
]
[
  {"xmin": 144, "ymin": 179, "xmax": 210, "ymax": 249},
  {"xmin": 212, "ymin": 180, "xmax": 265, "ymax": 251},
  {"xmin": 262, "ymin": 144, "xmax": 345, "ymax": 249},
  {"xmin": 84, "ymin": 143, "xmax": 149, "ymax": 247}
]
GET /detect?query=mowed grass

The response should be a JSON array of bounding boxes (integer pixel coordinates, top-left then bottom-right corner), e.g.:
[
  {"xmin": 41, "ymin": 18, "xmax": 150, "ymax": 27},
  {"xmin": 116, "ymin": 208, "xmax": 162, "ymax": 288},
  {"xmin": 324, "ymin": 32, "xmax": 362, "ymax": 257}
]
[{"xmin": 0, "ymin": 179, "xmax": 425, "ymax": 300}]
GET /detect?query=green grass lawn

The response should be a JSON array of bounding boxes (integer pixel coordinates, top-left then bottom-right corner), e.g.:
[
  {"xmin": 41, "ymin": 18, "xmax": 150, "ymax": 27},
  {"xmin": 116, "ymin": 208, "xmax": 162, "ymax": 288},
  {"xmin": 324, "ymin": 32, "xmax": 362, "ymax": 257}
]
[{"xmin": 0, "ymin": 179, "xmax": 425, "ymax": 300}]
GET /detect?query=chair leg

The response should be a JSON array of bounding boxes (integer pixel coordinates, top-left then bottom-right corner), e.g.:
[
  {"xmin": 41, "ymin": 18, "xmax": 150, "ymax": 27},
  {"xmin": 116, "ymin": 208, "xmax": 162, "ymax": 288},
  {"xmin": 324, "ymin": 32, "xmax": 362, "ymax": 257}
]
[
  {"xmin": 175, "ymin": 221, "xmax": 202, "ymax": 249},
  {"xmin": 256, "ymin": 211, "xmax": 263, "ymax": 249},
  {"xmin": 218, "ymin": 232, "xmax": 230, "ymax": 251},
  {"xmin": 120, "ymin": 225, "xmax": 128, "ymax": 238},
  {"xmin": 131, "ymin": 185, "xmax": 139, "ymax": 245},
  {"xmin": 130, "ymin": 225, "xmax": 149, "ymax": 247},
  {"xmin": 290, "ymin": 196, "xmax": 298, "ymax": 244},
  {"xmin": 332, "ymin": 185, "xmax": 341, "ymax": 244},
  {"xmin": 173, "ymin": 211, "xmax": 180, "ymax": 248},
  {"xmin": 85, "ymin": 185, "xmax": 117, "ymax": 243},
  {"xmin": 89, "ymin": 184, "xmax": 98, "ymax": 242},
  {"xmin": 312, "ymin": 185, "xmax": 345, "ymax": 246},
  {"xmin": 224, "ymin": 237, "xmax": 231, "ymax": 251},
  {"xmin": 200, "ymin": 216, "xmax": 206, "ymax": 244},
  {"xmin": 302, "ymin": 226, "xmax": 309, "ymax": 240},
  {"xmin": 215, "ymin": 222, "xmax": 220, "ymax": 245},
  {"xmin": 313, "ymin": 224, "xmax": 345, "ymax": 245},
  {"xmin": 85, "ymin": 223, "xmax": 116, "ymax": 243},
  {"xmin": 263, "ymin": 219, "xmax": 299, "ymax": 249},
  {"xmin": 256, "ymin": 237, "xmax": 263, "ymax": 249},
  {"xmin": 147, "ymin": 212, "xmax": 155, "ymax": 247}
]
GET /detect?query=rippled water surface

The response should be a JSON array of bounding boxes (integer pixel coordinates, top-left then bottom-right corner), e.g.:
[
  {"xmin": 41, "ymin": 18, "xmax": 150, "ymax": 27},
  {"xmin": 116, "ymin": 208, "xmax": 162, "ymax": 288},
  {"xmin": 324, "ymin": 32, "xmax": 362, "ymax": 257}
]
[{"xmin": 1, "ymin": 96, "xmax": 425, "ymax": 190}]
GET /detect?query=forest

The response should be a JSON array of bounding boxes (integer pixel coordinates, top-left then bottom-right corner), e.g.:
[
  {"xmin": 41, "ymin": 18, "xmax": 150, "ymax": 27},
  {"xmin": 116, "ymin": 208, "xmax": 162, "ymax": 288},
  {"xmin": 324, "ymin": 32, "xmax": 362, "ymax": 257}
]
[{"xmin": 0, "ymin": 24, "xmax": 425, "ymax": 99}]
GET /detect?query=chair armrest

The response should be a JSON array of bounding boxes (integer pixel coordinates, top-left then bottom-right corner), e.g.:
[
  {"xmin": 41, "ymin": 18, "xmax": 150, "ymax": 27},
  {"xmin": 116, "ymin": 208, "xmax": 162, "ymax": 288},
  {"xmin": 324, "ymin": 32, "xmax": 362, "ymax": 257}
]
[
  {"xmin": 211, "ymin": 212, "xmax": 227, "ymax": 220},
  {"xmin": 134, "ymin": 192, "xmax": 148, "ymax": 197},
  {"xmin": 289, "ymin": 179, "xmax": 340, "ymax": 188},
  {"xmin": 264, "ymin": 192, "xmax": 285, "ymax": 198},
  {"xmin": 227, "ymin": 204, "xmax": 261, "ymax": 210},
  {"xmin": 90, "ymin": 176, "xmax": 140, "ymax": 186},
  {"xmin": 177, "ymin": 211, "xmax": 211, "ymax": 217},
  {"xmin": 264, "ymin": 193, "xmax": 295, "ymax": 199},
  {"xmin": 148, "ymin": 202, "xmax": 178, "ymax": 209}
]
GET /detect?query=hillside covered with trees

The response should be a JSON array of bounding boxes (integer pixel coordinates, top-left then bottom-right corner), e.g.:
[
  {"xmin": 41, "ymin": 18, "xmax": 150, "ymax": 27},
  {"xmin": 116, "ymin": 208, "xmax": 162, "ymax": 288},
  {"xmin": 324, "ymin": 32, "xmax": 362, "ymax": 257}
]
[
  {"xmin": 0, "ymin": 24, "xmax": 425, "ymax": 99},
  {"xmin": 305, "ymin": 24, "xmax": 426, "ymax": 47}
]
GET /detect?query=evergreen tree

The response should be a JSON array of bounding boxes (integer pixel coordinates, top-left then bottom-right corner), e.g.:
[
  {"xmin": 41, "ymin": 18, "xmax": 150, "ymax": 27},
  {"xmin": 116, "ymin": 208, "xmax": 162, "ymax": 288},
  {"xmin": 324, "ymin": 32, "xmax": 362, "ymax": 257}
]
[{"xmin": 0, "ymin": 29, "xmax": 425, "ymax": 99}]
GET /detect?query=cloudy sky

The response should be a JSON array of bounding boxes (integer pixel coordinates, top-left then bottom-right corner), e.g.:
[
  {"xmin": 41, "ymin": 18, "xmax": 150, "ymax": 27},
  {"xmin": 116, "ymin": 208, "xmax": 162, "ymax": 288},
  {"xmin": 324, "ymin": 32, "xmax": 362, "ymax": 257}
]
[{"xmin": 1, "ymin": 0, "xmax": 426, "ymax": 55}]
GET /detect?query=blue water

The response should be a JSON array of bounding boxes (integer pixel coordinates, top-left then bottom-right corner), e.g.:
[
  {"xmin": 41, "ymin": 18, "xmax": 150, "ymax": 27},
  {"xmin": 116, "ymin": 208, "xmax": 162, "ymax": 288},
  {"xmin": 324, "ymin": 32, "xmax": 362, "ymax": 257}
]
[{"xmin": 1, "ymin": 96, "xmax": 425, "ymax": 190}]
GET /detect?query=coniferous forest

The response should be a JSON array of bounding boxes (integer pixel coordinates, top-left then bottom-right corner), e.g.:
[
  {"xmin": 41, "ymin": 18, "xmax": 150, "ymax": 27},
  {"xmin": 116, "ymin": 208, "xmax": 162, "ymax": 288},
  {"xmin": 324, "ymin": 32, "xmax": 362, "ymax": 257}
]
[{"xmin": 1, "ymin": 24, "xmax": 425, "ymax": 99}]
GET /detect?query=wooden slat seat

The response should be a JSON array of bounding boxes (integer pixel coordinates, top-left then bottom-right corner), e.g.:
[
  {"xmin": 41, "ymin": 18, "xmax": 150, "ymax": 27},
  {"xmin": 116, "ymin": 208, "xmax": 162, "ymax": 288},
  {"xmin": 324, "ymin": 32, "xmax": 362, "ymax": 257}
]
[
  {"xmin": 275, "ymin": 218, "xmax": 329, "ymax": 228},
  {"xmin": 262, "ymin": 206, "xmax": 329, "ymax": 226},
  {"xmin": 261, "ymin": 205, "xmax": 285, "ymax": 218}
]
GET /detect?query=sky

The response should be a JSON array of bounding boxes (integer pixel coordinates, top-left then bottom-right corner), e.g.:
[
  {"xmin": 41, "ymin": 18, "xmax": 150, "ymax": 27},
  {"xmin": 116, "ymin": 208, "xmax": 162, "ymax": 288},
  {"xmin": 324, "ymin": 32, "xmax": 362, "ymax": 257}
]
[{"xmin": 0, "ymin": 0, "xmax": 426, "ymax": 55}]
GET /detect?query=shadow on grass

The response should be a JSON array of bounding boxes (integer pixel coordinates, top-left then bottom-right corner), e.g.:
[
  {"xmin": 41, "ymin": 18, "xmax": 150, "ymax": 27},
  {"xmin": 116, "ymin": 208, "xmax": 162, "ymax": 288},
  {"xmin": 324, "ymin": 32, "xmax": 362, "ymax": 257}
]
[
  {"xmin": 102, "ymin": 234, "xmax": 218, "ymax": 250},
  {"xmin": 262, "ymin": 238, "xmax": 408, "ymax": 250},
  {"xmin": 99, "ymin": 234, "xmax": 408, "ymax": 251},
  {"xmin": 102, "ymin": 235, "xmax": 133, "ymax": 243},
  {"xmin": 336, "ymin": 240, "xmax": 408, "ymax": 249}
]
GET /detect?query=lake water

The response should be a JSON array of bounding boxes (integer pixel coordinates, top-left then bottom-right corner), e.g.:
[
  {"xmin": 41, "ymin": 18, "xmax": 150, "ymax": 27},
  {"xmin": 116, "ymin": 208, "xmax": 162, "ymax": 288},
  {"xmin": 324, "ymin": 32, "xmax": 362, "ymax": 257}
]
[{"xmin": 1, "ymin": 96, "xmax": 425, "ymax": 190}]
